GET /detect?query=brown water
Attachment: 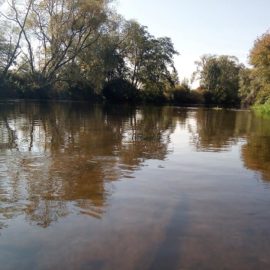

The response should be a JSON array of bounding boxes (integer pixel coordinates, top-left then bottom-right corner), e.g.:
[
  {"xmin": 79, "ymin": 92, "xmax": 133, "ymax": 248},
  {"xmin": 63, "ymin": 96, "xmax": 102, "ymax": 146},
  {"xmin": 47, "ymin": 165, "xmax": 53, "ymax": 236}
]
[{"xmin": 0, "ymin": 101, "xmax": 270, "ymax": 270}]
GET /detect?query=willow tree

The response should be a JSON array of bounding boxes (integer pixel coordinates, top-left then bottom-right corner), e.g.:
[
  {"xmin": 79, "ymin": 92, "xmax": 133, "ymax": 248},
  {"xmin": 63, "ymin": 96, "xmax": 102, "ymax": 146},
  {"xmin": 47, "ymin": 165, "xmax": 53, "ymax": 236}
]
[{"xmin": 1, "ymin": 0, "xmax": 112, "ymax": 87}]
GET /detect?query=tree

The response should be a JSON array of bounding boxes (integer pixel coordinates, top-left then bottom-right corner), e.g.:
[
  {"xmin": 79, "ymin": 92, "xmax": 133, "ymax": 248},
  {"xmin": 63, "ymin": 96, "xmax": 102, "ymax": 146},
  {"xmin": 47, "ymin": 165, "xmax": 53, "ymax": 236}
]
[
  {"xmin": 0, "ymin": 0, "xmax": 33, "ymax": 76},
  {"xmin": 121, "ymin": 20, "xmax": 179, "ymax": 92},
  {"xmin": 1, "ymin": 0, "xmax": 111, "ymax": 87},
  {"xmin": 192, "ymin": 55, "xmax": 242, "ymax": 105},
  {"xmin": 69, "ymin": 14, "xmax": 128, "ymax": 94},
  {"xmin": 0, "ymin": 28, "xmax": 18, "ymax": 98},
  {"xmin": 0, "ymin": 31, "xmax": 12, "ymax": 72},
  {"xmin": 249, "ymin": 30, "xmax": 270, "ymax": 104},
  {"xmin": 0, "ymin": 0, "xmax": 180, "ymax": 101},
  {"xmin": 239, "ymin": 68, "xmax": 261, "ymax": 106}
]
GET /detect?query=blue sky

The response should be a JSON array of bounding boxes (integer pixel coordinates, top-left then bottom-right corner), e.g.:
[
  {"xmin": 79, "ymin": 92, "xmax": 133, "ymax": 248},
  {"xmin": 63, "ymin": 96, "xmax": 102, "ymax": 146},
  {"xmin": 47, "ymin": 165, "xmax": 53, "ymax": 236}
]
[{"xmin": 116, "ymin": 0, "xmax": 270, "ymax": 83}]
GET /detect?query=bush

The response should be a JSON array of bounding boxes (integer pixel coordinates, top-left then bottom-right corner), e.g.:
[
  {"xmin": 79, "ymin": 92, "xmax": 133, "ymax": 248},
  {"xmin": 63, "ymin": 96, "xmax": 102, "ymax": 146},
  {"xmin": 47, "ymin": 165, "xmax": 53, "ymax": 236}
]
[
  {"xmin": 0, "ymin": 73, "xmax": 23, "ymax": 99},
  {"xmin": 102, "ymin": 79, "xmax": 139, "ymax": 103},
  {"xmin": 190, "ymin": 90, "xmax": 204, "ymax": 104},
  {"xmin": 203, "ymin": 91, "xmax": 213, "ymax": 105},
  {"xmin": 171, "ymin": 84, "xmax": 191, "ymax": 104},
  {"xmin": 67, "ymin": 81, "xmax": 98, "ymax": 101},
  {"xmin": 170, "ymin": 84, "xmax": 204, "ymax": 105},
  {"xmin": 140, "ymin": 87, "xmax": 167, "ymax": 104}
]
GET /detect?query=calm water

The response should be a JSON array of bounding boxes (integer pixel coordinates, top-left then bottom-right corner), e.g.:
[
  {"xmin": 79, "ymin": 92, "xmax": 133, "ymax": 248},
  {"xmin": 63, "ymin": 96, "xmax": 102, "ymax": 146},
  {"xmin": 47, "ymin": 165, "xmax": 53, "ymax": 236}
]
[{"xmin": 0, "ymin": 101, "xmax": 270, "ymax": 270}]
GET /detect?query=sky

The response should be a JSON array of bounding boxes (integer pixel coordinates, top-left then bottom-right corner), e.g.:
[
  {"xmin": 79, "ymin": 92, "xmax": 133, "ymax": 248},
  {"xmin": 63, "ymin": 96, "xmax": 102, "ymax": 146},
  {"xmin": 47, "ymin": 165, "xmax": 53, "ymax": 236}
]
[{"xmin": 116, "ymin": 0, "xmax": 270, "ymax": 84}]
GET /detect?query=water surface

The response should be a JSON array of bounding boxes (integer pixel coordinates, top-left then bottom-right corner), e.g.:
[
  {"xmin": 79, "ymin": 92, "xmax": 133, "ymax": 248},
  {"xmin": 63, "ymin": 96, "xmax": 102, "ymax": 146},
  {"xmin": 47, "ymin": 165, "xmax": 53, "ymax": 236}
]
[{"xmin": 0, "ymin": 101, "xmax": 270, "ymax": 270}]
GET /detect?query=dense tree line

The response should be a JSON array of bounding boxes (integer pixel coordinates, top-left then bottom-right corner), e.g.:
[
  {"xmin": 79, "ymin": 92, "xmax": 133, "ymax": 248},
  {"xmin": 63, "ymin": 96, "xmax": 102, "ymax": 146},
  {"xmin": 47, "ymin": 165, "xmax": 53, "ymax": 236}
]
[
  {"xmin": 0, "ymin": 0, "xmax": 180, "ymax": 102},
  {"xmin": 0, "ymin": 0, "xmax": 269, "ymax": 106},
  {"xmin": 193, "ymin": 31, "xmax": 270, "ymax": 108},
  {"xmin": 240, "ymin": 31, "xmax": 270, "ymax": 106}
]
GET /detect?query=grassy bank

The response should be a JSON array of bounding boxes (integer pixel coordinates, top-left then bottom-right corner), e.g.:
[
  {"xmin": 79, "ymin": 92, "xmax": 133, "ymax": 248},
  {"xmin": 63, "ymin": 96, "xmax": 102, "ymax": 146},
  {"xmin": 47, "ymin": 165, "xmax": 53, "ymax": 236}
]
[{"xmin": 253, "ymin": 104, "xmax": 270, "ymax": 118}]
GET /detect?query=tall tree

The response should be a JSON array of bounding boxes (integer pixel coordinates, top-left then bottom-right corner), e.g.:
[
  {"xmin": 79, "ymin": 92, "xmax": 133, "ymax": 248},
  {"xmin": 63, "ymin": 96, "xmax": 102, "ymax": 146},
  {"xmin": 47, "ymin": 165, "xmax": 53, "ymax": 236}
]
[
  {"xmin": 249, "ymin": 31, "xmax": 270, "ymax": 104},
  {"xmin": 68, "ymin": 14, "xmax": 128, "ymax": 93},
  {"xmin": 1, "ymin": 0, "xmax": 111, "ymax": 87},
  {"xmin": 193, "ymin": 55, "xmax": 242, "ymax": 105},
  {"xmin": 0, "ymin": 31, "xmax": 12, "ymax": 72},
  {"xmin": 121, "ymin": 20, "xmax": 179, "ymax": 91},
  {"xmin": 0, "ymin": 0, "xmax": 33, "ymax": 76}
]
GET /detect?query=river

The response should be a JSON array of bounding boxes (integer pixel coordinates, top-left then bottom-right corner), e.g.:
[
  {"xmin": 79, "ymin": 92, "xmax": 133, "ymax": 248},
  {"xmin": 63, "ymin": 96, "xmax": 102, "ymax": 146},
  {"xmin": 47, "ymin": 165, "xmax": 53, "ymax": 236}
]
[{"xmin": 0, "ymin": 101, "xmax": 270, "ymax": 269}]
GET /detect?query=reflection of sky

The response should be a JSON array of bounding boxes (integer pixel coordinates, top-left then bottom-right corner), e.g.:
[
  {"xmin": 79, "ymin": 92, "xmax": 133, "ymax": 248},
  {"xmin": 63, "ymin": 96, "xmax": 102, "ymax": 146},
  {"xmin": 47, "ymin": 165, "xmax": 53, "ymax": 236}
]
[
  {"xmin": 16, "ymin": 123, "xmax": 46, "ymax": 153},
  {"xmin": 117, "ymin": 0, "xmax": 270, "ymax": 84},
  {"xmin": 1, "ymin": 105, "xmax": 270, "ymax": 229},
  {"xmin": 1, "ymin": 105, "xmax": 270, "ymax": 269}
]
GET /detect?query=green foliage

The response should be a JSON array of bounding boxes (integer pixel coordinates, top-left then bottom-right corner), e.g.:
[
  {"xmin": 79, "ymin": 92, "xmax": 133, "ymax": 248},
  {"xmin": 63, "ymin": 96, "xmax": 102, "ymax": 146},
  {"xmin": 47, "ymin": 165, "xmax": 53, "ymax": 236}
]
[
  {"xmin": 67, "ymin": 84, "xmax": 97, "ymax": 101},
  {"xmin": 120, "ymin": 21, "xmax": 179, "ymax": 91},
  {"xmin": 0, "ymin": 73, "xmax": 26, "ymax": 98},
  {"xmin": 189, "ymin": 90, "xmax": 205, "ymax": 104},
  {"xmin": 140, "ymin": 87, "xmax": 167, "ymax": 104},
  {"xmin": 239, "ymin": 68, "xmax": 262, "ymax": 106},
  {"xmin": 171, "ymin": 83, "xmax": 191, "ymax": 104},
  {"xmin": 3, "ymin": 0, "xmax": 270, "ymax": 108},
  {"xmin": 102, "ymin": 79, "xmax": 139, "ymax": 103},
  {"xmin": 0, "ymin": 1, "xmax": 179, "ymax": 102},
  {"xmin": 193, "ymin": 55, "xmax": 242, "ymax": 105},
  {"xmin": 248, "ymin": 31, "xmax": 270, "ymax": 104},
  {"xmin": 200, "ymin": 89, "xmax": 214, "ymax": 105},
  {"xmin": 253, "ymin": 104, "xmax": 270, "ymax": 119},
  {"xmin": 250, "ymin": 31, "xmax": 270, "ymax": 80},
  {"xmin": 170, "ymin": 82, "xmax": 204, "ymax": 105}
]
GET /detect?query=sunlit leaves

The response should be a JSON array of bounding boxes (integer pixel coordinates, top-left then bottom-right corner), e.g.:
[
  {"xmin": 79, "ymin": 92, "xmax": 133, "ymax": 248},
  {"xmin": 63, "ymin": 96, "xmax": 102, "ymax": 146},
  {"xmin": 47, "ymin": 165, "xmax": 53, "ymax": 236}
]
[{"xmin": 249, "ymin": 31, "xmax": 270, "ymax": 104}]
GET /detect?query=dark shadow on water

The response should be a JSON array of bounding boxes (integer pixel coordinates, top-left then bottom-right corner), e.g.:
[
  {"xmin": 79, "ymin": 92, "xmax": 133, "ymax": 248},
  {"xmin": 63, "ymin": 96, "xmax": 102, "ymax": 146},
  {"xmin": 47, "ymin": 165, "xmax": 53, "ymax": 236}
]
[{"xmin": 149, "ymin": 194, "xmax": 189, "ymax": 270}]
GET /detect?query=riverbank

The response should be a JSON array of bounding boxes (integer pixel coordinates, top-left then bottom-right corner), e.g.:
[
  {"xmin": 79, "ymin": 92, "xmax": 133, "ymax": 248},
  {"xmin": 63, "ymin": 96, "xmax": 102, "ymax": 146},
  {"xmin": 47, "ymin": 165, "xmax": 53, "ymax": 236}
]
[{"xmin": 253, "ymin": 104, "xmax": 270, "ymax": 118}]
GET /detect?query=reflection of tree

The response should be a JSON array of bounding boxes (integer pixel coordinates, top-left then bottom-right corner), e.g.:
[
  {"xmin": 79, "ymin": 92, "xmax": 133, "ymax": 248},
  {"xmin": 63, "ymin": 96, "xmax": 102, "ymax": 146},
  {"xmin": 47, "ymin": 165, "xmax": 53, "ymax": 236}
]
[
  {"xmin": 241, "ymin": 116, "xmax": 270, "ymax": 182},
  {"xmin": 3, "ymin": 102, "xmax": 270, "ymax": 230},
  {"xmin": 189, "ymin": 107, "xmax": 270, "ymax": 182},
  {"xmin": 0, "ymin": 102, "xmax": 179, "ymax": 228},
  {"xmin": 191, "ymin": 109, "xmax": 251, "ymax": 152}
]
